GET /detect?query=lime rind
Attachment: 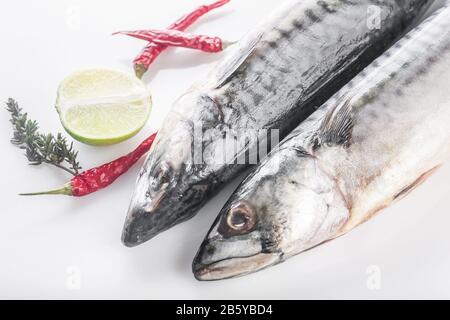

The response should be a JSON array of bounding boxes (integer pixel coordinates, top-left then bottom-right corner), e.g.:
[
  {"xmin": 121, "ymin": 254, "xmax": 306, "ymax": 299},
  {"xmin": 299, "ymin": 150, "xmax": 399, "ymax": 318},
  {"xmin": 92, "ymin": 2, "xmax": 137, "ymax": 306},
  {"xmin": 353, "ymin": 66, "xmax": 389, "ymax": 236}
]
[{"xmin": 56, "ymin": 69, "xmax": 152, "ymax": 146}]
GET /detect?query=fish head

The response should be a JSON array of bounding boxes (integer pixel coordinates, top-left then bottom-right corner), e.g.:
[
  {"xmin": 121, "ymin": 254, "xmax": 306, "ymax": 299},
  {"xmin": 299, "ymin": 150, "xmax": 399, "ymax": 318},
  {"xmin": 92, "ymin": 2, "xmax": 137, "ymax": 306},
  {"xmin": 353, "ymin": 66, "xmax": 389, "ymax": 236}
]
[
  {"xmin": 122, "ymin": 90, "xmax": 220, "ymax": 247},
  {"xmin": 193, "ymin": 146, "xmax": 350, "ymax": 280}
]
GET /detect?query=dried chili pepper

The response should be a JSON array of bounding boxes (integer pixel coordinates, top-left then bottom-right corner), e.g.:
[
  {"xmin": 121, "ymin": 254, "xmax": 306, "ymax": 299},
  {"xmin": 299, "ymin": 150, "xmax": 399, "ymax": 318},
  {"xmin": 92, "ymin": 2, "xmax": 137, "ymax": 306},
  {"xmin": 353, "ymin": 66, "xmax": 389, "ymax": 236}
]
[
  {"xmin": 133, "ymin": 0, "xmax": 231, "ymax": 78},
  {"xmin": 115, "ymin": 29, "xmax": 233, "ymax": 53},
  {"xmin": 20, "ymin": 133, "xmax": 157, "ymax": 197},
  {"xmin": 17, "ymin": 1, "xmax": 232, "ymax": 195}
]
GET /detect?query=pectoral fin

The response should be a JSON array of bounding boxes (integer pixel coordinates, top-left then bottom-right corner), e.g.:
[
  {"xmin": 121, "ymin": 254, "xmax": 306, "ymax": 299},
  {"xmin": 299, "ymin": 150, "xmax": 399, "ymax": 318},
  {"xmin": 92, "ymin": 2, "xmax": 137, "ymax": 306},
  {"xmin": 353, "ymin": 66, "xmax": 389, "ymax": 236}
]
[{"xmin": 314, "ymin": 96, "xmax": 354, "ymax": 148}]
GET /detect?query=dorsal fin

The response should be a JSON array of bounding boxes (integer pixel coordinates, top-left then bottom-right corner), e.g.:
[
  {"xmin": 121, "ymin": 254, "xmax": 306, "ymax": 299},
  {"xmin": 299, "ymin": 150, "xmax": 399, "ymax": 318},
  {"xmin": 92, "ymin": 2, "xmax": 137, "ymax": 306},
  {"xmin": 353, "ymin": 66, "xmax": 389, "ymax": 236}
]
[{"xmin": 314, "ymin": 95, "xmax": 355, "ymax": 148}]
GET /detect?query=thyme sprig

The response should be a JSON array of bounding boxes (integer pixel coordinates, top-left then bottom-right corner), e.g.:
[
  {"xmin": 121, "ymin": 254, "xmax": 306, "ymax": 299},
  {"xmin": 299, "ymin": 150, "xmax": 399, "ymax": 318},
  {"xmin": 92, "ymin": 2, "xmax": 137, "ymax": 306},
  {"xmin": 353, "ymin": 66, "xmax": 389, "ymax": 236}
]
[{"xmin": 6, "ymin": 98, "xmax": 82, "ymax": 176}]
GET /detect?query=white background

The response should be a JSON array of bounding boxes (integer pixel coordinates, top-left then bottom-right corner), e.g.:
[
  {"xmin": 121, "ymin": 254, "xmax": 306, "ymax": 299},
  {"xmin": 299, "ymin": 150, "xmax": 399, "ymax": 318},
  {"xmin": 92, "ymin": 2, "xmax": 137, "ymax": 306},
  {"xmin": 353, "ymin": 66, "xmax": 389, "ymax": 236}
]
[{"xmin": 0, "ymin": 0, "xmax": 449, "ymax": 299}]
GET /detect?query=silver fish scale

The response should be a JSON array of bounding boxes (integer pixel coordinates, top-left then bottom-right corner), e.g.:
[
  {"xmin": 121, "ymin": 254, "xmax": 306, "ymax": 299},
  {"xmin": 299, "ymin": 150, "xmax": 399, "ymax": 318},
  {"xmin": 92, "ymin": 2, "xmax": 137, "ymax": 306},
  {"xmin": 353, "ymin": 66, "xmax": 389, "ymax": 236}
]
[
  {"xmin": 279, "ymin": 2, "xmax": 450, "ymax": 232},
  {"xmin": 345, "ymin": 6, "xmax": 450, "ymax": 199},
  {"xmin": 210, "ymin": 0, "xmax": 376, "ymax": 131},
  {"xmin": 286, "ymin": 2, "xmax": 450, "ymax": 148},
  {"xmin": 124, "ymin": 0, "xmax": 432, "ymax": 247},
  {"xmin": 191, "ymin": 4, "xmax": 450, "ymax": 281},
  {"xmin": 198, "ymin": 0, "xmax": 426, "ymax": 182}
]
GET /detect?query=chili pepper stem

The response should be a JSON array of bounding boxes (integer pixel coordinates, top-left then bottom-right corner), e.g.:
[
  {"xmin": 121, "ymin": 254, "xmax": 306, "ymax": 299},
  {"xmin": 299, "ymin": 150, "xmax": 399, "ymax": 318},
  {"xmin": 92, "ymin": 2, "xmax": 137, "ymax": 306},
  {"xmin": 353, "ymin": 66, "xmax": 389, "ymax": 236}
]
[
  {"xmin": 221, "ymin": 40, "xmax": 236, "ymax": 49},
  {"xmin": 134, "ymin": 64, "xmax": 147, "ymax": 79},
  {"xmin": 19, "ymin": 183, "xmax": 73, "ymax": 196}
]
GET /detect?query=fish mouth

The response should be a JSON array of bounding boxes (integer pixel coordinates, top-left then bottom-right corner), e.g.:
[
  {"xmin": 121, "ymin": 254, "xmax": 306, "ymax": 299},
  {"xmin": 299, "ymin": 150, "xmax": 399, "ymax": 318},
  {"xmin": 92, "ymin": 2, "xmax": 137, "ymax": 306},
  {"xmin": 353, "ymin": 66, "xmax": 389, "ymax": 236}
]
[
  {"xmin": 122, "ymin": 190, "xmax": 173, "ymax": 247},
  {"xmin": 122, "ymin": 186, "xmax": 200, "ymax": 247},
  {"xmin": 121, "ymin": 209, "xmax": 163, "ymax": 247},
  {"xmin": 193, "ymin": 253, "xmax": 281, "ymax": 281}
]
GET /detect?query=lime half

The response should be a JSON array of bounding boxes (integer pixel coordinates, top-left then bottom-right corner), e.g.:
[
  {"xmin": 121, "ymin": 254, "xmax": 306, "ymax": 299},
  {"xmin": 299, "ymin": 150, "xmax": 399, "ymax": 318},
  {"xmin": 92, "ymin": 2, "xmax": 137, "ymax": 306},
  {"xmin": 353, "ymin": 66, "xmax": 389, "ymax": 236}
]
[{"xmin": 56, "ymin": 69, "xmax": 152, "ymax": 146}]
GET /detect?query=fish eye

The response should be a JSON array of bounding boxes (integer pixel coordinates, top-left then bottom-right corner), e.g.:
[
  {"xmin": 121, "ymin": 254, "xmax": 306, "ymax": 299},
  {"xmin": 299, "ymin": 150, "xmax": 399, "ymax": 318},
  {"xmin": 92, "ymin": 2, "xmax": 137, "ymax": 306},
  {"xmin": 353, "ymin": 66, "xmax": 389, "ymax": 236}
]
[
  {"xmin": 228, "ymin": 210, "xmax": 247, "ymax": 229},
  {"xmin": 225, "ymin": 202, "xmax": 256, "ymax": 234}
]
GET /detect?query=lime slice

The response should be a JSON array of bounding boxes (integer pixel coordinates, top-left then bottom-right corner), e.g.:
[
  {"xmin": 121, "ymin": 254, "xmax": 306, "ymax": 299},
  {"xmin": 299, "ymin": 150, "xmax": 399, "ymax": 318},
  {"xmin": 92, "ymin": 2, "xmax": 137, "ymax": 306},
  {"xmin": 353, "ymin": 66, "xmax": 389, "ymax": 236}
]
[{"xmin": 56, "ymin": 68, "xmax": 152, "ymax": 146}]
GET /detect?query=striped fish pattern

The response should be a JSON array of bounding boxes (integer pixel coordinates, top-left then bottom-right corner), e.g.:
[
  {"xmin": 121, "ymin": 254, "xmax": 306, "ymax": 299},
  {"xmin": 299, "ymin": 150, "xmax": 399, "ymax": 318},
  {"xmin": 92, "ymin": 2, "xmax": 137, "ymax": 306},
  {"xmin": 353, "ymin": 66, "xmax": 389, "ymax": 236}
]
[
  {"xmin": 123, "ymin": 0, "xmax": 431, "ymax": 247},
  {"xmin": 193, "ymin": 3, "xmax": 450, "ymax": 280}
]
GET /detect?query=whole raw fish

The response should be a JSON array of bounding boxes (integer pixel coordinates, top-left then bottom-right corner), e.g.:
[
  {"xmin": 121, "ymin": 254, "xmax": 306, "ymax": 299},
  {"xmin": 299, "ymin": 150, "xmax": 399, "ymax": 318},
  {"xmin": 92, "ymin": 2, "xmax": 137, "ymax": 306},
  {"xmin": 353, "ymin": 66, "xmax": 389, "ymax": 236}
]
[
  {"xmin": 193, "ymin": 3, "xmax": 450, "ymax": 280},
  {"xmin": 123, "ymin": 0, "xmax": 431, "ymax": 246}
]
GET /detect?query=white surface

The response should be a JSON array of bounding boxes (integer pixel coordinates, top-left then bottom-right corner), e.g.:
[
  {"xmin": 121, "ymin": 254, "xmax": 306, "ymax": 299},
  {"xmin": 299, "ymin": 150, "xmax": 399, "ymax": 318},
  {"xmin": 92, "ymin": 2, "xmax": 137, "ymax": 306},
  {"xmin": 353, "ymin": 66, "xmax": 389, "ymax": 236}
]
[{"xmin": 0, "ymin": 0, "xmax": 449, "ymax": 299}]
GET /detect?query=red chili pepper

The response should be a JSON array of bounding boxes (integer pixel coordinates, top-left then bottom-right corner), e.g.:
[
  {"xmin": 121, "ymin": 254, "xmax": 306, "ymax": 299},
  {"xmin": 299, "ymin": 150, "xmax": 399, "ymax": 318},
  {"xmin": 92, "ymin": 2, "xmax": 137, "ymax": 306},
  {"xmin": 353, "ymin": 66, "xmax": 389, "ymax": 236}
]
[
  {"xmin": 20, "ymin": 1, "xmax": 231, "ymax": 196},
  {"xmin": 115, "ymin": 29, "xmax": 233, "ymax": 53},
  {"xmin": 133, "ymin": 0, "xmax": 231, "ymax": 78},
  {"xmin": 20, "ymin": 133, "xmax": 157, "ymax": 197}
]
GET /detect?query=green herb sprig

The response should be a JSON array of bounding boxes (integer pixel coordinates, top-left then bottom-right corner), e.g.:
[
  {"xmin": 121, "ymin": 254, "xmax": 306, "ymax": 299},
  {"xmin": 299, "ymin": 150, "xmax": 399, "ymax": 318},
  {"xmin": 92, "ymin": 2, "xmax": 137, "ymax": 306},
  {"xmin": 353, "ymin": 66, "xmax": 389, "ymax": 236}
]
[{"xmin": 6, "ymin": 98, "xmax": 82, "ymax": 176}]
